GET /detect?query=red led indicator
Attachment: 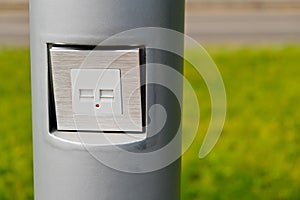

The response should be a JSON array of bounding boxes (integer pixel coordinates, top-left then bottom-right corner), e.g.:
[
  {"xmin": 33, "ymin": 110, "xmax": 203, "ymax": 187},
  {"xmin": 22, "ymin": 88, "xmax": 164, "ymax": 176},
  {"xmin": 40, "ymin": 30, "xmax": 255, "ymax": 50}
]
[{"xmin": 95, "ymin": 104, "xmax": 100, "ymax": 108}]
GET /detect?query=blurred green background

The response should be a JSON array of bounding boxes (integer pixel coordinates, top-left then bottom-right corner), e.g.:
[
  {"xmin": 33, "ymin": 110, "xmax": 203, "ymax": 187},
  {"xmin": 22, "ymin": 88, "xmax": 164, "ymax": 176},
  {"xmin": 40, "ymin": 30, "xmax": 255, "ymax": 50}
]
[
  {"xmin": 0, "ymin": 45, "xmax": 299, "ymax": 199},
  {"xmin": 182, "ymin": 45, "xmax": 300, "ymax": 199}
]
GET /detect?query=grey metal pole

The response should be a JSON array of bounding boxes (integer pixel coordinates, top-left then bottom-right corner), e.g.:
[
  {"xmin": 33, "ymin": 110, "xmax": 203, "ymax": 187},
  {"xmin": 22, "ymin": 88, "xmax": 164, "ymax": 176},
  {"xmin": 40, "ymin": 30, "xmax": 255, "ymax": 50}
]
[{"xmin": 30, "ymin": 0, "xmax": 185, "ymax": 199}]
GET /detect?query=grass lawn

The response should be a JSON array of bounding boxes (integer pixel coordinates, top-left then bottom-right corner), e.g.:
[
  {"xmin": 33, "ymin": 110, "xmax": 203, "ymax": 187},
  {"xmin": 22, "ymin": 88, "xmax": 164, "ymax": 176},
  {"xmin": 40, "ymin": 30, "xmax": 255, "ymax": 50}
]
[
  {"xmin": 0, "ymin": 45, "xmax": 299, "ymax": 199},
  {"xmin": 182, "ymin": 45, "xmax": 300, "ymax": 200},
  {"xmin": 0, "ymin": 48, "xmax": 32, "ymax": 199}
]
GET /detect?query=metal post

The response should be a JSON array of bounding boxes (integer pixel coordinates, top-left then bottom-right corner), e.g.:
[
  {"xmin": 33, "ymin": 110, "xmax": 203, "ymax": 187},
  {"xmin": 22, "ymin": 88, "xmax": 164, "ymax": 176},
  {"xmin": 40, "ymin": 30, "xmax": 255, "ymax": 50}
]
[{"xmin": 30, "ymin": 0, "xmax": 185, "ymax": 199}]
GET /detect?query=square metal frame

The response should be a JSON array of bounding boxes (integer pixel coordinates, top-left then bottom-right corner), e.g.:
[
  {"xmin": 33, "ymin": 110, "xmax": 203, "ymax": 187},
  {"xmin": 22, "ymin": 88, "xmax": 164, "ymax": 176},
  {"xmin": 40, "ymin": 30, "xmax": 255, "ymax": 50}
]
[{"xmin": 49, "ymin": 45, "xmax": 144, "ymax": 132}]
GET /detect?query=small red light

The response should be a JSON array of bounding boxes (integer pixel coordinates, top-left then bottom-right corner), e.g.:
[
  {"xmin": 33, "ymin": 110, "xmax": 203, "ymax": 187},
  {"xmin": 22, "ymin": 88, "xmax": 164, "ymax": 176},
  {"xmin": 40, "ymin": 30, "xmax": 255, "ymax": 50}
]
[{"xmin": 95, "ymin": 104, "xmax": 100, "ymax": 108}]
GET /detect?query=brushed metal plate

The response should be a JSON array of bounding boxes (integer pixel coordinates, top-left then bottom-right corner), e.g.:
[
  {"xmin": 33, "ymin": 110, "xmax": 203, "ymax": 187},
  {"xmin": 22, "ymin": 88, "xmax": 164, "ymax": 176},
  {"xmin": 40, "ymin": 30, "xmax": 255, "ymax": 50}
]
[{"xmin": 49, "ymin": 46, "xmax": 143, "ymax": 132}]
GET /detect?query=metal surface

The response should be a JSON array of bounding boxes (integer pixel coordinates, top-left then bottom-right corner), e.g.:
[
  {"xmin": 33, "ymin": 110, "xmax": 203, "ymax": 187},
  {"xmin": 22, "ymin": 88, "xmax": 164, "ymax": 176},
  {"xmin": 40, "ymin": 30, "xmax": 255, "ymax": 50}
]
[
  {"xmin": 30, "ymin": 0, "xmax": 184, "ymax": 199},
  {"xmin": 50, "ymin": 47, "xmax": 143, "ymax": 132}
]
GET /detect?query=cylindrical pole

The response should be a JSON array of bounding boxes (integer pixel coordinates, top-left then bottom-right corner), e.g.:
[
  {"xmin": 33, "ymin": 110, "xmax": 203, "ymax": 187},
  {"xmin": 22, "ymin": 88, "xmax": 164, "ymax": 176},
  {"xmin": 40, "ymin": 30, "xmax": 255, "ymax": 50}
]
[{"xmin": 30, "ymin": 0, "xmax": 185, "ymax": 199}]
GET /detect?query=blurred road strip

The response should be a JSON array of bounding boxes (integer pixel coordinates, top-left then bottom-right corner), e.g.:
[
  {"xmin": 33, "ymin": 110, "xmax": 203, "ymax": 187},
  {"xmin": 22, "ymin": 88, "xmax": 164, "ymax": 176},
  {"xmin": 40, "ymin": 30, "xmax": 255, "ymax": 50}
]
[{"xmin": 0, "ymin": 2, "xmax": 300, "ymax": 46}]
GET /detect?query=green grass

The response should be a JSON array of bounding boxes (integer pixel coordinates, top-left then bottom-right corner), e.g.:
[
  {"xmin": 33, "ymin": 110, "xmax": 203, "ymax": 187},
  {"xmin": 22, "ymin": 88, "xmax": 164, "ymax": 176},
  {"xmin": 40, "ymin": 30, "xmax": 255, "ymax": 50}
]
[
  {"xmin": 182, "ymin": 45, "xmax": 300, "ymax": 200},
  {"xmin": 0, "ymin": 48, "xmax": 33, "ymax": 199},
  {"xmin": 0, "ymin": 45, "xmax": 299, "ymax": 199}
]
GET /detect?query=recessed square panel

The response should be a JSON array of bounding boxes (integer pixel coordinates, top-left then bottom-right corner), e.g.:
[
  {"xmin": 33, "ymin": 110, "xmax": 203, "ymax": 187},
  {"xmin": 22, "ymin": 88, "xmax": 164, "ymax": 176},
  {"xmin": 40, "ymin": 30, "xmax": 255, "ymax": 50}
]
[{"xmin": 49, "ymin": 46, "xmax": 143, "ymax": 132}]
